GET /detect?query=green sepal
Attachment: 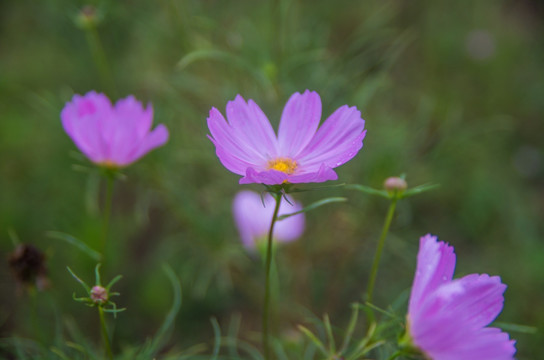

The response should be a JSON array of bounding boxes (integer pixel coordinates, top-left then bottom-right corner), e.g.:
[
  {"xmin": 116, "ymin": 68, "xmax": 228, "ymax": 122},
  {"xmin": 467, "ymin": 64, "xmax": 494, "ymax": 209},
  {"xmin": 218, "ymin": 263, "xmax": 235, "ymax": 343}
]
[{"xmin": 67, "ymin": 267, "xmax": 91, "ymax": 293}]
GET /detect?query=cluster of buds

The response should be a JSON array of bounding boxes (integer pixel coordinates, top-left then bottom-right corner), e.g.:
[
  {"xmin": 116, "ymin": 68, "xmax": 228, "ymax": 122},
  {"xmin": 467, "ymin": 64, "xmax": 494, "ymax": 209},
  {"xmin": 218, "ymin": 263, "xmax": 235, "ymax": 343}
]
[{"xmin": 68, "ymin": 264, "xmax": 125, "ymax": 317}]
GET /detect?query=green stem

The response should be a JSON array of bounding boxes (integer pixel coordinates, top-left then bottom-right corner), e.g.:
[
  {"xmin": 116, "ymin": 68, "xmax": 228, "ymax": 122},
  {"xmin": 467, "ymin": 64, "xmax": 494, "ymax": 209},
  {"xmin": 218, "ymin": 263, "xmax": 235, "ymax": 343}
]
[
  {"xmin": 98, "ymin": 306, "xmax": 113, "ymax": 359},
  {"xmin": 262, "ymin": 192, "xmax": 282, "ymax": 360},
  {"xmin": 365, "ymin": 199, "xmax": 398, "ymax": 304},
  {"xmin": 101, "ymin": 175, "xmax": 114, "ymax": 260},
  {"xmin": 84, "ymin": 23, "xmax": 117, "ymax": 96}
]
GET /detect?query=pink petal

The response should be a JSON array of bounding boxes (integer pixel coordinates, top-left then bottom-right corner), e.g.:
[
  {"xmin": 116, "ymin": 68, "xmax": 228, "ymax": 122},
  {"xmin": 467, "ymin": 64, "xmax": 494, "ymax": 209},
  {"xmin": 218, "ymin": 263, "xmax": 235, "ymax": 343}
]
[
  {"xmin": 297, "ymin": 105, "xmax": 366, "ymax": 171},
  {"xmin": 275, "ymin": 195, "xmax": 305, "ymax": 242},
  {"xmin": 422, "ymin": 327, "xmax": 516, "ymax": 360},
  {"xmin": 277, "ymin": 90, "xmax": 322, "ymax": 157},
  {"xmin": 233, "ymin": 190, "xmax": 271, "ymax": 248},
  {"xmin": 444, "ymin": 327, "xmax": 516, "ymax": 360},
  {"xmin": 211, "ymin": 137, "xmax": 259, "ymax": 175},
  {"xmin": 233, "ymin": 191, "xmax": 304, "ymax": 249},
  {"xmin": 434, "ymin": 274, "xmax": 506, "ymax": 330},
  {"xmin": 240, "ymin": 168, "xmax": 289, "ymax": 185},
  {"xmin": 114, "ymin": 95, "xmax": 153, "ymax": 139},
  {"xmin": 408, "ymin": 234, "xmax": 456, "ymax": 316},
  {"xmin": 61, "ymin": 91, "xmax": 112, "ymax": 163},
  {"xmin": 123, "ymin": 124, "xmax": 169, "ymax": 165},
  {"xmin": 207, "ymin": 107, "xmax": 266, "ymax": 165},
  {"xmin": 102, "ymin": 96, "xmax": 149, "ymax": 162},
  {"xmin": 287, "ymin": 163, "xmax": 338, "ymax": 183},
  {"xmin": 226, "ymin": 95, "xmax": 278, "ymax": 158}
]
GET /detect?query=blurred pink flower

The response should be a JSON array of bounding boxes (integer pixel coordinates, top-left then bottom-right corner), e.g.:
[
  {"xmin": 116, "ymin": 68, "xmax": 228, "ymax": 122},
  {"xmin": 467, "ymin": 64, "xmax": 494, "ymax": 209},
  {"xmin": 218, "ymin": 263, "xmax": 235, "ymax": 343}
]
[
  {"xmin": 208, "ymin": 90, "xmax": 366, "ymax": 185},
  {"xmin": 407, "ymin": 234, "xmax": 516, "ymax": 360},
  {"xmin": 233, "ymin": 190, "xmax": 305, "ymax": 250},
  {"xmin": 61, "ymin": 91, "xmax": 169, "ymax": 167}
]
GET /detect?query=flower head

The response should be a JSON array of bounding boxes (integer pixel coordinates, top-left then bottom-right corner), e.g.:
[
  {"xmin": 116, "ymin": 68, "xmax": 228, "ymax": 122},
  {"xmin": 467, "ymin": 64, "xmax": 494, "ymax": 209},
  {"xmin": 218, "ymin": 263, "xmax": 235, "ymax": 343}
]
[
  {"xmin": 406, "ymin": 234, "xmax": 516, "ymax": 360},
  {"xmin": 208, "ymin": 90, "xmax": 366, "ymax": 185},
  {"xmin": 61, "ymin": 91, "xmax": 169, "ymax": 168},
  {"xmin": 233, "ymin": 190, "xmax": 305, "ymax": 250},
  {"xmin": 90, "ymin": 285, "xmax": 108, "ymax": 304}
]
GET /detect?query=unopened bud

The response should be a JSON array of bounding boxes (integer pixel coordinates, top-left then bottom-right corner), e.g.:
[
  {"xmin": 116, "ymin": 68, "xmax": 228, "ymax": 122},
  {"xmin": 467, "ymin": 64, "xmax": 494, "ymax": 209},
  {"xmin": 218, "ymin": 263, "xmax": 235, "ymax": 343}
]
[
  {"xmin": 75, "ymin": 5, "xmax": 101, "ymax": 29},
  {"xmin": 90, "ymin": 285, "xmax": 108, "ymax": 304},
  {"xmin": 384, "ymin": 177, "xmax": 407, "ymax": 192}
]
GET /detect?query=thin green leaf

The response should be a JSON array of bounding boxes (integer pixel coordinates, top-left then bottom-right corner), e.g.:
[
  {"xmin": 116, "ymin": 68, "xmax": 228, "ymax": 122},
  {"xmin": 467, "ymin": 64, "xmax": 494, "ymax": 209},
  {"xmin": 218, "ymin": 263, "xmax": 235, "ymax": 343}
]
[
  {"xmin": 176, "ymin": 343, "xmax": 208, "ymax": 359},
  {"xmin": 351, "ymin": 340, "xmax": 385, "ymax": 358},
  {"xmin": 66, "ymin": 267, "xmax": 91, "ymax": 293},
  {"xmin": 176, "ymin": 49, "xmax": 271, "ymax": 89},
  {"xmin": 298, "ymin": 325, "xmax": 329, "ymax": 357},
  {"xmin": 227, "ymin": 313, "xmax": 241, "ymax": 358},
  {"xmin": 94, "ymin": 264, "xmax": 102, "ymax": 286},
  {"xmin": 323, "ymin": 314, "xmax": 336, "ymax": 354},
  {"xmin": 346, "ymin": 322, "xmax": 376, "ymax": 360},
  {"xmin": 493, "ymin": 322, "xmax": 538, "ymax": 334},
  {"xmin": 49, "ymin": 346, "xmax": 70, "ymax": 360},
  {"xmin": 339, "ymin": 304, "xmax": 359, "ymax": 354},
  {"xmin": 230, "ymin": 339, "xmax": 263, "ymax": 360},
  {"xmin": 72, "ymin": 293, "xmax": 91, "ymax": 303},
  {"xmin": 357, "ymin": 302, "xmax": 400, "ymax": 320},
  {"xmin": 148, "ymin": 264, "xmax": 183, "ymax": 355},
  {"xmin": 288, "ymin": 183, "xmax": 346, "ymax": 193},
  {"xmin": 277, "ymin": 197, "xmax": 347, "ymax": 220},
  {"xmin": 272, "ymin": 339, "xmax": 289, "ymax": 360},
  {"xmin": 64, "ymin": 341, "xmax": 87, "ymax": 354},
  {"xmin": 401, "ymin": 183, "xmax": 440, "ymax": 198},
  {"xmin": 105, "ymin": 275, "xmax": 123, "ymax": 291},
  {"xmin": 177, "ymin": 49, "xmax": 245, "ymax": 70},
  {"xmin": 103, "ymin": 307, "xmax": 126, "ymax": 314},
  {"xmin": 47, "ymin": 231, "xmax": 101, "ymax": 261},
  {"xmin": 210, "ymin": 317, "xmax": 221, "ymax": 360},
  {"xmin": 345, "ymin": 184, "xmax": 390, "ymax": 199}
]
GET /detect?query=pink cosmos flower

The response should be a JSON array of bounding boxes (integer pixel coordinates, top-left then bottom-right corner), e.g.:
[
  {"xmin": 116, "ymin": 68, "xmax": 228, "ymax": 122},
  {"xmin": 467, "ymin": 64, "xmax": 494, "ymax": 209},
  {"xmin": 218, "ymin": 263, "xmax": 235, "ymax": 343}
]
[
  {"xmin": 207, "ymin": 90, "xmax": 366, "ymax": 185},
  {"xmin": 61, "ymin": 91, "xmax": 169, "ymax": 167},
  {"xmin": 233, "ymin": 190, "xmax": 305, "ymax": 250},
  {"xmin": 407, "ymin": 234, "xmax": 516, "ymax": 360}
]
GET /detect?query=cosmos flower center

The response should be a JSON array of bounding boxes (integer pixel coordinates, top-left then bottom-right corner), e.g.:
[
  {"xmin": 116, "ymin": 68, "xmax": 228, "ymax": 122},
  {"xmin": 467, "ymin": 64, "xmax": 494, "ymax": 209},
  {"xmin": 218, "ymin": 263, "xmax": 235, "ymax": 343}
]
[{"xmin": 267, "ymin": 157, "xmax": 298, "ymax": 174}]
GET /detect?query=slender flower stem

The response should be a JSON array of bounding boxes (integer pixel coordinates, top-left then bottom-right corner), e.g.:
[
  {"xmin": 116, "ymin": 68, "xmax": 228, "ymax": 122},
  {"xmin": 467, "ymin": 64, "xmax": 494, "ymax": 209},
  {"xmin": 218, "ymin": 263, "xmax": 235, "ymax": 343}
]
[
  {"xmin": 365, "ymin": 199, "xmax": 398, "ymax": 304},
  {"xmin": 98, "ymin": 306, "xmax": 113, "ymax": 359},
  {"xmin": 101, "ymin": 175, "xmax": 114, "ymax": 260},
  {"xmin": 84, "ymin": 24, "xmax": 117, "ymax": 96},
  {"xmin": 262, "ymin": 192, "xmax": 282, "ymax": 360}
]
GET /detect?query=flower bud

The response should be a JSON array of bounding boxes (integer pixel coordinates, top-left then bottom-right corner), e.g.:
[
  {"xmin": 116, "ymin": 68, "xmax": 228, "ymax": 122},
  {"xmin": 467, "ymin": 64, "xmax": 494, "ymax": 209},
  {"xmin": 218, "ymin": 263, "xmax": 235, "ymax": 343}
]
[
  {"xmin": 90, "ymin": 285, "xmax": 108, "ymax": 304},
  {"xmin": 75, "ymin": 5, "xmax": 101, "ymax": 29},
  {"xmin": 384, "ymin": 177, "xmax": 407, "ymax": 192}
]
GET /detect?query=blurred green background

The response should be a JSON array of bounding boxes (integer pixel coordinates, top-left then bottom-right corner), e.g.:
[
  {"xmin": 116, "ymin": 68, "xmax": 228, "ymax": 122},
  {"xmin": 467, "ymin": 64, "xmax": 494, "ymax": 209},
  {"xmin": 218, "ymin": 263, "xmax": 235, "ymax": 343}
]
[{"xmin": 1, "ymin": 0, "xmax": 543, "ymax": 358}]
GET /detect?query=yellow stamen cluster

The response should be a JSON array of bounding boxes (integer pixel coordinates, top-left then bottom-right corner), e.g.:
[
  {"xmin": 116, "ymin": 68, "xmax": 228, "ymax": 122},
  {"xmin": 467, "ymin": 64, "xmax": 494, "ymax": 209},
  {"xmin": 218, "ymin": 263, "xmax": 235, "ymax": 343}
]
[{"xmin": 267, "ymin": 157, "xmax": 298, "ymax": 174}]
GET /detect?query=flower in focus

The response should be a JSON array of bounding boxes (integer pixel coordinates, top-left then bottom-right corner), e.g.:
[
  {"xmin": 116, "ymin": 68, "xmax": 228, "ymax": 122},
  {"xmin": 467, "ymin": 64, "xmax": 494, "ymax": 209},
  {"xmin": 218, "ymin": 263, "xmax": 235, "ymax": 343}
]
[
  {"xmin": 68, "ymin": 264, "xmax": 125, "ymax": 316},
  {"xmin": 61, "ymin": 91, "xmax": 169, "ymax": 168},
  {"xmin": 208, "ymin": 90, "xmax": 366, "ymax": 185},
  {"xmin": 406, "ymin": 234, "xmax": 516, "ymax": 360},
  {"xmin": 233, "ymin": 190, "xmax": 305, "ymax": 250}
]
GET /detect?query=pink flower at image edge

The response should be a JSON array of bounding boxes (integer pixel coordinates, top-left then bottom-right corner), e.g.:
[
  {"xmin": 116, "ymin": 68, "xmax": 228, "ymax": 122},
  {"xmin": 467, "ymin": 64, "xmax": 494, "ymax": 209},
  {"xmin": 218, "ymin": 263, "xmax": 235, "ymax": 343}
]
[
  {"xmin": 61, "ymin": 91, "xmax": 169, "ymax": 167},
  {"xmin": 233, "ymin": 190, "xmax": 305, "ymax": 250},
  {"xmin": 207, "ymin": 90, "xmax": 366, "ymax": 185},
  {"xmin": 407, "ymin": 234, "xmax": 516, "ymax": 360}
]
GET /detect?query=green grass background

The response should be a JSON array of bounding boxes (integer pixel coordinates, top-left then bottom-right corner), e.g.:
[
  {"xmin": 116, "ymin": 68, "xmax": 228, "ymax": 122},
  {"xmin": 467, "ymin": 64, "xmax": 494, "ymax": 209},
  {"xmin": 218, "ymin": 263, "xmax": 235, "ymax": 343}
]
[{"xmin": 1, "ymin": 0, "xmax": 543, "ymax": 358}]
